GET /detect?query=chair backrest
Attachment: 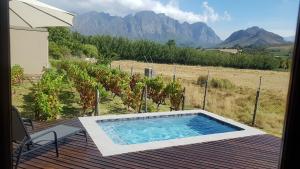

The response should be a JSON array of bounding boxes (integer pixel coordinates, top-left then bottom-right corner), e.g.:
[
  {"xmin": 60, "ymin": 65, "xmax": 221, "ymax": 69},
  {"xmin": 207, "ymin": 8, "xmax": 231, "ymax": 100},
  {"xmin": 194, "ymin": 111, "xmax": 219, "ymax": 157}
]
[{"xmin": 12, "ymin": 106, "xmax": 30, "ymax": 143}]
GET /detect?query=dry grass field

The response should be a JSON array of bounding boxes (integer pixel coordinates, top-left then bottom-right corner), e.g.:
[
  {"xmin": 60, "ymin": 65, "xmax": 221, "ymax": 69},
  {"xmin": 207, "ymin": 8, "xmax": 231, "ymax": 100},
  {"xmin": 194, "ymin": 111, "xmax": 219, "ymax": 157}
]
[{"xmin": 112, "ymin": 60, "xmax": 290, "ymax": 137}]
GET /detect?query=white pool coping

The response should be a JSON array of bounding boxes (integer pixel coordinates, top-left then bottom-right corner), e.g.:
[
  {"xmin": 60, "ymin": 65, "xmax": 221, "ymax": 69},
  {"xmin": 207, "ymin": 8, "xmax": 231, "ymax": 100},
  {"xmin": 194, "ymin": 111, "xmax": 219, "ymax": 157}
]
[{"xmin": 79, "ymin": 109, "xmax": 265, "ymax": 156}]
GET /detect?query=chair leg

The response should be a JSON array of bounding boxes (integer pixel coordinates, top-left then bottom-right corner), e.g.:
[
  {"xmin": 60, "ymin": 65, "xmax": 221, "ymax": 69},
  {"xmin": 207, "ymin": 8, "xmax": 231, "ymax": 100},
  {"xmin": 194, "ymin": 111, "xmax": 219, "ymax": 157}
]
[
  {"xmin": 29, "ymin": 121, "xmax": 34, "ymax": 130},
  {"xmin": 26, "ymin": 144, "xmax": 30, "ymax": 151},
  {"xmin": 15, "ymin": 144, "xmax": 25, "ymax": 169},
  {"xmin": 54, "ymin": 140, "xmax": 59, "ymax": 157},
  {"xmin": 83, "ymin": 130, "xmax": 88, "ymax": 142},
  {"xmin": 52, "ymin": 132, "xmax": 59, "ymax": 157}
]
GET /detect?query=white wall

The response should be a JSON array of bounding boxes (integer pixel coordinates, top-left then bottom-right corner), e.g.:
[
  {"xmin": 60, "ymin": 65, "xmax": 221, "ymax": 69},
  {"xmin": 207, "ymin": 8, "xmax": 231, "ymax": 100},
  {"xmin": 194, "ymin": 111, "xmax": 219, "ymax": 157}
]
[{"xmin": 10, "ymin": 26, "xmax": 49, "ymax": 75}]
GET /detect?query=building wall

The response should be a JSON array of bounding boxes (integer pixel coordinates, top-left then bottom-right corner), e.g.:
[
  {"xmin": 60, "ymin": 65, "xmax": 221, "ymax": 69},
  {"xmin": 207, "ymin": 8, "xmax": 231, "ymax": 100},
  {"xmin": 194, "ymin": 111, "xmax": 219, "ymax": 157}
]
[{"xmin": 10, "ymin": 26, "xmax": 49, "ymax": 75}]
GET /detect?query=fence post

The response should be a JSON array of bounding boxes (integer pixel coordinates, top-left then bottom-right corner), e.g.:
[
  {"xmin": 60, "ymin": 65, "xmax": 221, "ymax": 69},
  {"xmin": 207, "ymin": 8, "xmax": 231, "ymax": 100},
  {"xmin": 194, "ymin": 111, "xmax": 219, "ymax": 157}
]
[
  {"xmin": 138, "ymin": 87, "xmax": 145, "ymax": 113},
  {"xmin": 182, "ymin": 87, "xmax": 186, "ymax": 110},
  {"xmin": 95, "ymin": 87, "xmax": 100, "ymax": 116},
  {"xmin": 131, "ymin": 66, "xmax": 133, "ymax": 76},
  {"xmin": 202, "ymin": 71, "xmax": 209, "ymax": 110},
  {"xmin": 173, "ymin": 65, "xmax": 176, "ymax": 82},
  {"xmin": 144, "ymin": 85, "xmax": 148, "ymax": 113},
  {"xmin": 252, "ymin": 76, "xmax": 262, "ymax": 126},
  {"xmin": 118, "ymin": 65, "xmax": 121, "ymax": 71}
]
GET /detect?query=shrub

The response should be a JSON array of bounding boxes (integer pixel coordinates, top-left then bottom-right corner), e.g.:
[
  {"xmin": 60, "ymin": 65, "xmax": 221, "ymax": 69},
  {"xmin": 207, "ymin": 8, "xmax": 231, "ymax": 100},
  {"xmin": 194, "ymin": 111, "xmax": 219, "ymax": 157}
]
[
  {"xmin": 141, "ymin": 102, "xmax": 157, "ymax": 112},
  {"xmin": 146, "ymin": 76, "xmax": 167, "ymax": 110},
  {"xmin": 82, "ymin": 44, "xmax": 99, "ymax": 58},
  {"xmin": 53, "ymin": 60, "xmax": 191, "ymax": 113},
  {"xmin": 106, "ymin": 72, "xmax": 126, "ymax": 97},
  {"xmin": 11, "ymin": 64, "xmax": 24, "ymax": 85},
  {"xmin": 209, "ymin": 78, "xmax": 235, "ymax": 89},
  {"xmin": 165, "ymin": 81, "xmax": 184, "ymax": 111},
  {"xmin": 87, "ymin": 64, "xmax": 111, "ymax": 90},
  {"xmin": 49, "ymin": 42, "xmax": 71, "ymax": 59},
  {"xmin": 54, "ymin": 60, "xmax": 109, "ymax": 115},
  {"xmin": 87, "ymin": 63, "xmax": 144, "ymax": 112},
  {"xmin": 121, "ymin": 75, "xmax": 144, "ymax": 112},
  {"xmin": 31, "ymin": 69, "xmax": 64, "ymax": 121},
  {"xmin": 196, "ymin": 75, "xmax": 208, "ymax": 87},
  {"xmin": 66, "ymin": 64, "xmax": 98, "ymax": 114},
  {"xmin": 100, "ymin": 52, "xmax": 119, "ymax": 65}
]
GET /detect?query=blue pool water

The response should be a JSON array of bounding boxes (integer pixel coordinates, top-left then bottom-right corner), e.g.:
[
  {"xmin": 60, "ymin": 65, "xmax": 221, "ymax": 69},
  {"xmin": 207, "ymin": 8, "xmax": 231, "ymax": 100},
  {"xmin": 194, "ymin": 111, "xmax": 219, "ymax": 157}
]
[{"xmin": 98, "ymin": 114, "xmax": 242, "ymax": 145}]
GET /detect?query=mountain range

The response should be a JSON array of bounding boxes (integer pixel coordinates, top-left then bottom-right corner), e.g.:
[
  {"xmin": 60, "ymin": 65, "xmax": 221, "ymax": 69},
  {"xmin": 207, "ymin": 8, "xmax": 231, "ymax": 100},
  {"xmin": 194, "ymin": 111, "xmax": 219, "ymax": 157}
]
[
  {"xmin": 72, "ymin": 11, "xmax": 221, "ymax": 48},
  {"xmin": 72, "ymin": 11, "xmax": 289, "ymax": 48},
  {"xmin": 219, "ymin": 26, "xmax": 288, "ymax": 48}
]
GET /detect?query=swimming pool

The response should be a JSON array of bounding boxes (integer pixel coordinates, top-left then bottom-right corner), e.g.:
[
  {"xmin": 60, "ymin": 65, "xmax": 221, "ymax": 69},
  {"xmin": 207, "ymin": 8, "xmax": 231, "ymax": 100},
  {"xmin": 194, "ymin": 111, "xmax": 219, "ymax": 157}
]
[
  {"xmin": 80, "ymin": 110, "xmax": 265, "ymax": 156},
  {"xmin": 99, "ymin": 114, "xmax": 242, "ymax": 145}
]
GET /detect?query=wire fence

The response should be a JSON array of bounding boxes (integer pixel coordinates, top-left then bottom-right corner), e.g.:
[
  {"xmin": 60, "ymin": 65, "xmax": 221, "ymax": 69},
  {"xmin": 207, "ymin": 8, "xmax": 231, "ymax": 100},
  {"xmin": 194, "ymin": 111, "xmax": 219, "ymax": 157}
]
[
  {"xmin": 113, "ymin": 63, "xmax": 287, "ymax": 136},
  {"xmin": 188, "ymin": 72, "xmax": 286, "ymax": 136}
]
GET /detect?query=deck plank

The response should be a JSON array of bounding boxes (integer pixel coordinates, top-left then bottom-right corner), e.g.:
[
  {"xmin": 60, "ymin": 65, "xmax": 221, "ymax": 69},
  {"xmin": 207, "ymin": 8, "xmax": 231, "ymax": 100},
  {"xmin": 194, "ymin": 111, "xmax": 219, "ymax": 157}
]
[{"xmin": 16, "ymin": 119, "xmax": 281, "ymax": 169}]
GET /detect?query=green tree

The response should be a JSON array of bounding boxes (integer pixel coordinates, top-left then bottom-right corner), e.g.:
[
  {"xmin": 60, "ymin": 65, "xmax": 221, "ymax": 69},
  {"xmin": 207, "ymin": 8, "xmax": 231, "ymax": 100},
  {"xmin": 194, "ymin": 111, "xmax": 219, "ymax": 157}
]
[
  {"xmin": 48, "ymin": 27, "xmax": 73, "ymax": 47},
  {"xmin": 166, "ymin": 39, "xmax": 176, "ymax": 48},
  {"xmin": 82, "ymin": 44, "xmax": 99, "ymax": 58},
  {"xmin": 49, "ymin": 42, "xmax": 71, "ymax": 59},
  {"xmin": 48, "ymin": 27, "xmax": 287, "ymax": 70}
]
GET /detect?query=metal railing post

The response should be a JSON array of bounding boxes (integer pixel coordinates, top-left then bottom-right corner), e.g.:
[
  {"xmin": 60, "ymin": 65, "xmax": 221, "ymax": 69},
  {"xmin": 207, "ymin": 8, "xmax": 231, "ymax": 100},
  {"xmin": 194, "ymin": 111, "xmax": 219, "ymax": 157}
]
[
  {"xmin": 182, "ymin": 88, "xmax": 186, "ymax": 110},
  {"xmin": 144, "ymin": 85, "xmax": 147, "ymax": 113},
  {"xmin": 95, "ymin": 87, "xmax": 100, "ymax": 116},
  {"xmin": 173, "ymin": 65, "xmax": 176, "ymax": 82},
  {"xmin": 202, "ymin": 71, "xmax": 209, "ymax": 110},
  {"xmin": 252, "ymin": 76, "xmax": 262, "ymax": 126},
  {"xmin": 138, "ymin": 86, "xmax": 145, "ymax": 113}
]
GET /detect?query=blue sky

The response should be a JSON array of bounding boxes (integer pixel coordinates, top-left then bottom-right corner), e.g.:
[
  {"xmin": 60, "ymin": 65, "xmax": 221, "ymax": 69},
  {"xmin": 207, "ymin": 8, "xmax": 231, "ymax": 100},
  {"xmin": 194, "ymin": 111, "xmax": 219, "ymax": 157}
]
[
  {"xmin": 42, "ymin": 0, "xmax": 299, "ymax": 39},
  {"xmin": 179, "ymin": 0, "xmax": 299, "ymax": 39}
]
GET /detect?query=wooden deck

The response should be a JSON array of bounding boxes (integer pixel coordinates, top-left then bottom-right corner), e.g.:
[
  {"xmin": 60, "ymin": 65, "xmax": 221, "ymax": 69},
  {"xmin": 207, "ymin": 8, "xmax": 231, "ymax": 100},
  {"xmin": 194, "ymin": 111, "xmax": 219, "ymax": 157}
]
[{"xmin": 17, "ymin": 119, "xmax": 281, "ymax": 169}]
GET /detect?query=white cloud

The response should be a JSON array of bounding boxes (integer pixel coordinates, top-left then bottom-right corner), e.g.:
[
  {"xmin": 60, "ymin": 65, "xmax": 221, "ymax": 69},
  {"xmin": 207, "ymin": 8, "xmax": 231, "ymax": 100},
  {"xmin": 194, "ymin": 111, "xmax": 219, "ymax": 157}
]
[
  {"xmin": 41, "ymin": 0, "xmax": 231, "ymax": 24},
  {"xmin": 222, "ymin": 11, "xmax": 231, "ymax": 21}
]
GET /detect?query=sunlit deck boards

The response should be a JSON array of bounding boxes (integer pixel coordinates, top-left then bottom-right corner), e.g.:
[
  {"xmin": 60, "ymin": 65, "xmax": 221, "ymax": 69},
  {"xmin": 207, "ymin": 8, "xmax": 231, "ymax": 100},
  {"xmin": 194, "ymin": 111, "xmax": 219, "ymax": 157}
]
[{"xmin": 17, "ymin": 119, "xmax": 281, "ymax": 169}]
